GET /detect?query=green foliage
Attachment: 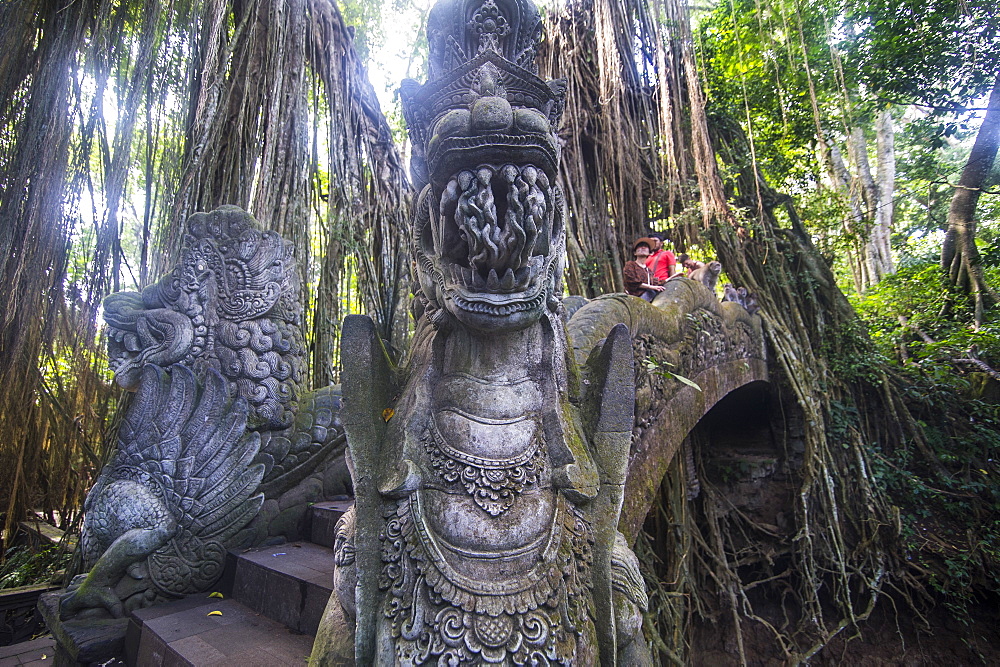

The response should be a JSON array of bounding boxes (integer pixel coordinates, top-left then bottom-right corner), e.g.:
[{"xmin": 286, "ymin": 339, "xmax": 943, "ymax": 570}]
[
  {"xmin": 851, "ymin": 259, "xmax": 1000, "ymax": 368},
  {"xmin": 844, "ymin": 0, "xmax": 1000, "ymax": 110},
  {"xmin": 0, "ymin": 546, "xmax": 72, "ymax": 590},
  {"xmin": 687, "ymin": 0, "xmax": 1000, "ymax": 646},
  {"xmin": 867, "ymin": 411, "xmax": 1000, "ymax": 618},
  {"xmin": 338, "ymin": 0, "xmax": 385, "ymax": 62},
  {"xmin": 576, "ymin": 251, "xmax": 616, "ymax": 296},
  {"xmin": 888, "ymin": 111, "xmax": 983, "ymax": 261},
  {"xmin": 852, "ymin": 267, "xmax": 1000, "ymax": 617},
  {"xmin": 698, "ymin": 0, "xmax": 830, "ymax": 191},
  {"xmin": 644, "ymin": 357, "xmax": 703, "ymax": 392},
  {"xmin": 822, "ymin": 317, "xmax": 887, "ymax": 383},
  {"xmin": 696, "ymin": 0, "xmax": 998, "ymax": 302}
]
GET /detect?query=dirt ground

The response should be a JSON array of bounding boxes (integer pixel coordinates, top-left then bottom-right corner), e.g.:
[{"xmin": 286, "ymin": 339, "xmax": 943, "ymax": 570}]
[{"xmin": 687, "ymin": 596, "xmax": 1000, "ymax": 666}]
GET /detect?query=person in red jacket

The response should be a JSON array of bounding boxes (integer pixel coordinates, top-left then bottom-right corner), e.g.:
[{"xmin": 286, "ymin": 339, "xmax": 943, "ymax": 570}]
[{"xmin": 648, "ymin": 234, "xmax": 677, "ymax": 282}]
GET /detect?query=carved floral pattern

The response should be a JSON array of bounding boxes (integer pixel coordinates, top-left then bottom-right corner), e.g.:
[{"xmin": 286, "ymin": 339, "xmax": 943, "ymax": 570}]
[
  {"xmin": 679, "ymin": 309, "xmax": 762, "ymax": 374},
  {"xmin": 149, "ymin": 538, "xmax": 227, "ymax": 596},
  {"xmin": 379, "ymin": 496, "xmax": 594, "ymax": 665},
  {"xmin": 468, "ymin": 0, "xmax": 510, "ymax": 52}
]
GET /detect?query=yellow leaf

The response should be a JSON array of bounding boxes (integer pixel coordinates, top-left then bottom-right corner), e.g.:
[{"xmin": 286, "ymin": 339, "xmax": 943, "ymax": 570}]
[
  {"xmin": 207, "ymin": 610, "xmax": 223, "ymax": 616},
  {"xmin": 208, "ymin": 592, "xmax": 224, "ymax": 598},
  {"xmin": 382, "ymin": 408, "xmax": 394, "ymax": 422}
]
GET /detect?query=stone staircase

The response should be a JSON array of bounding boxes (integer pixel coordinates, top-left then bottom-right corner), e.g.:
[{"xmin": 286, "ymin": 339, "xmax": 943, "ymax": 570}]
[{"xmin": 120, "ymin": 499, "xmax": 351, "ymax": 667}]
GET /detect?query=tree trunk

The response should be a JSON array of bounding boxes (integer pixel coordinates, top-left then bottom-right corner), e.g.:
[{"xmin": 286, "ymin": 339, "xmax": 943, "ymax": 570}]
[
  {"xmin": 848, "ymin": 125, "xmax": 894, "ymax": 287},
  {"xmin": 940, "ymin": 72, "xmax": 1000, "ymax": 326},
  {"xmin": 312, "ymin": 237, "xmax": 343, "ymax": 387},
  {"xmin": 874, "ymin": 108, "xmax": 895, "ymax": 277},
  {"xmin": 825, "ymin": 140, "xmax": 867, "ymax": 292},
  {"xmin": 0, "ymin": 0, "xmax": 86, "ymax": 548}
]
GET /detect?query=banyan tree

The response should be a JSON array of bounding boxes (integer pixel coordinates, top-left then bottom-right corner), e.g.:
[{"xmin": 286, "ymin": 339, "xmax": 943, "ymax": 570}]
[{"xmin": 1, "ymin": 0, "xmax": 998, "ymax": 663}]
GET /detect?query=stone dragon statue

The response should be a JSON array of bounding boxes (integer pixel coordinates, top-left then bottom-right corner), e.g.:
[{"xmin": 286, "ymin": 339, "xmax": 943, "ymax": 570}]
[
  {"xmin": 60, "ymin": 206, "xmax": 351, "ymax": 620},
  {"xmin": 311, "ymin": 0, "xmax": 652, "ymax": 662}
]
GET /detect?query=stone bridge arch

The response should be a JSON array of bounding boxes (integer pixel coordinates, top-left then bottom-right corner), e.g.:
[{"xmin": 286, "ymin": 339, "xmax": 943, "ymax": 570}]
[{"xmin": 567, "ymin": 279, "xmax": 769, "ymax": 541}]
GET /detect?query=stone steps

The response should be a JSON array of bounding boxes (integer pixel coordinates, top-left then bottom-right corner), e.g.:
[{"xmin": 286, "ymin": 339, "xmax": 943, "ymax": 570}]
[
  {"xmin": 121, "ymin": 501, "xmax": 352, "ymax": 666},
  {"xmin": 221, "ymin": 541, "xmax": 335, "ymax": 635},
  {"xmin": 306, "ymin": 500, "xmax": 353, "ymax": 550},
  {"xmin": 124, "ymin": 595, "xmax": 312, "ymax": 667}
]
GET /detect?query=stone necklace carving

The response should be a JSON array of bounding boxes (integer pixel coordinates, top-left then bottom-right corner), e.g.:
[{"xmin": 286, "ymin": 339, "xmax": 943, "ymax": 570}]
[{"xmin": 423, "ymin": 371, "xmax": 546, "ymax": 516}]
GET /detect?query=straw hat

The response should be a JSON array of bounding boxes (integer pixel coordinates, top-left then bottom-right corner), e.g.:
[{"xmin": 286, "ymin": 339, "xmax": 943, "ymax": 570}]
[{"xmin": 633, "ymin": 237, "xmax": 657, "ymax": 253}]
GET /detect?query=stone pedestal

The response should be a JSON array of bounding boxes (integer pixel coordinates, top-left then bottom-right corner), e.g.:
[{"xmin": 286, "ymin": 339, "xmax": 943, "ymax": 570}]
[{"xmin": 37, "ymin": 593, "xmax": 128, "ymax": 666}]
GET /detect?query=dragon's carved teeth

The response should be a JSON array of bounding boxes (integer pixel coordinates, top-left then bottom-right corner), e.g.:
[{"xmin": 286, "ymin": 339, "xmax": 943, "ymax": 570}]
[
  {"xmin": 443, "ymin": 256, "xmax": 539, "ymax": 295},
  {"xmin": 500, "ymin": 268, "xmax": 515, "ymax": 290},
  {"xmin": 452, "ymin": 292, "xmax": 545, "ymax": 317},
  {"xmin": 437, "ymin": 163, "xmax": 550, "ymax": 285}
]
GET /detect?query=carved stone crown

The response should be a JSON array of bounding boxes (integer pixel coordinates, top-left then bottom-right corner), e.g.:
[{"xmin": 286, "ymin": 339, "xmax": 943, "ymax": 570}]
[
  {"xmin": 104, "ymin": 206, "xmax": 304, "ymax": 430},
  {"xmin": 400, "ymin": 0, "xmax": 565, "ymax": 189},
  {"xmin": 175, "ymin": 207, "xmax": 301, "ymax": 326},
  {"xmin": 427, "ymin": 0, "xmax": 543, "ymax": 78}
]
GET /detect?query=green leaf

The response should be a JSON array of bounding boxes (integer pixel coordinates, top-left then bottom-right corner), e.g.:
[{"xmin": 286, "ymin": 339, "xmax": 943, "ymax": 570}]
[{"xmin": 669, "ymin": 372, "xmax": 702, "ymax": 392}]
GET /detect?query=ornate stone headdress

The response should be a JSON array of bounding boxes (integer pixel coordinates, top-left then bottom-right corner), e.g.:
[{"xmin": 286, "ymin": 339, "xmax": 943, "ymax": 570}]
[{"xmin": 400, "ymin": 0, "xmax": 567, "ymax": 333}]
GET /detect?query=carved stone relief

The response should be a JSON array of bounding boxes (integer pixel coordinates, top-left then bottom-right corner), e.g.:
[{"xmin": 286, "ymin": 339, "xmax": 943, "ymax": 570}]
[{"xmin": 56, "ymin": 207, "xmax": 351, "ymax": 630}]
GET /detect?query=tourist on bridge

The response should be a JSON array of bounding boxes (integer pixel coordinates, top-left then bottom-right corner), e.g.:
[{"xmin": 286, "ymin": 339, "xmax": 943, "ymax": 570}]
[
  {"xmin": 624, "ymin": 238, "xmax": 666, "ymax": 302},
  {"xmin": 678, "ymin": 253, "xmax": 705, "ymax": 277},
  {"xmin": 648, "ymin": 233, "xmax": 677, "ymax": 281}
]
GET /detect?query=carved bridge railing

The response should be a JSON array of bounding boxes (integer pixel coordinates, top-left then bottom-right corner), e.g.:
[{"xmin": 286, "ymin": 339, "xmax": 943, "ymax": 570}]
[{"xmin": 567, "ymin": 278, "xmax": 768, "ymax": 541}]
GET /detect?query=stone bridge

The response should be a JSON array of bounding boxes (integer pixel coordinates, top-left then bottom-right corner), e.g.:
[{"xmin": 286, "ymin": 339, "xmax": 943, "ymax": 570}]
[{"xmin": 567, "ymin": 278, "xmax": 768, "ymax": 541}]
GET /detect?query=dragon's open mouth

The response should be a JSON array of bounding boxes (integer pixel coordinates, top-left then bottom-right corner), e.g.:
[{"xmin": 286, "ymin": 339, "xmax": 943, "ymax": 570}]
[{"xmin": 429, "ymin": 163, "xmax": 553, "ymax": 306}]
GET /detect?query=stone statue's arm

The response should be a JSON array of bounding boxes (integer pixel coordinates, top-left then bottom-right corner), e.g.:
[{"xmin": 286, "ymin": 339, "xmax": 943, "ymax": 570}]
[{"xmin": 338, "ymin": 315, "xmax": 398, "ymax": 664}]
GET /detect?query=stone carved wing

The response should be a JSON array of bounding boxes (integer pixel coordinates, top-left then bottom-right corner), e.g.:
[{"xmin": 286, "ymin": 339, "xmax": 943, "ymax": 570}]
[{"xmin": 118, "ymin": 364, "xmax": 265, "ymax": 594}]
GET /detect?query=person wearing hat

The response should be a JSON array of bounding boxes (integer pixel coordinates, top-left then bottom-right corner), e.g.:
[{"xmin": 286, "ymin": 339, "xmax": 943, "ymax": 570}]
[
  {"xmin": 648, "ymin": 234, "xmax": 677, "ymax": 282},
  {"xmin": 624, "ymin": 238, "xmax": 665, "ymax": 301}
]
